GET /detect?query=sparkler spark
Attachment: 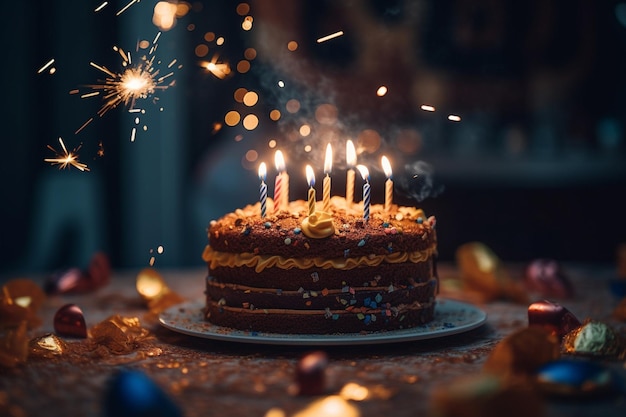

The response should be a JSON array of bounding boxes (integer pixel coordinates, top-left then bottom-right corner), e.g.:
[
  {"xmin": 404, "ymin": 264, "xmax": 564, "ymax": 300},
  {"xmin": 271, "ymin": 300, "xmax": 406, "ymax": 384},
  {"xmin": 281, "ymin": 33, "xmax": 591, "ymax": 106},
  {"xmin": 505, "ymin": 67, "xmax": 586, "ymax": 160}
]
[
  {"xmin": 37, "ymin": 58, "xmax": 55, "ymax": 74},
  {"xmin": 201, "ymin": 54, "xmax": 231, "ymax": 79},
  {"xmin": 44, "ymin": 137, "xmax": 90, "ymax": 172},
  {"xmin": 95, "ymin": 2, "xmax": 108, "ymax": 12},
  {"xmin": 74, "ymin": 32, "xmax": 178, "ymax": 135},
  {"xmin": 117, "ymin": 0, "xmax": 140, "ymax": 16},
  {"xmin": 316, "ymin": 30, "xmax": 344, "ymax": 43}
]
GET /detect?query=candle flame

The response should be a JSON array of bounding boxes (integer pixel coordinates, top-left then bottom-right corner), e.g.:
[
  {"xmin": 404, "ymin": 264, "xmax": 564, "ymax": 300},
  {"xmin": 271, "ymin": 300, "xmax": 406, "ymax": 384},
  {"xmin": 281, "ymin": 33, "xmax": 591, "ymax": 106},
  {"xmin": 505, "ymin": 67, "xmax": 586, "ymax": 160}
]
[
  {"xmin": 381, "ymin": 155, "xmax": 392, "ymax": 179},
  {"xmin": 275, "ymin": 150, "xmax": 286, "ymax": 172},
  {"xmin": 258, "ymin": 162, "xmax": 267, "ymax": 181},
  {"xmin": 346, "ymin": 140, "xmax": 357, "ymax": 167},
  {"xmin": 324, "ymin": 143, "xmax": 333, "ymax": 175},
  {"xmin": 356, "ymin": 165, "xmax": 369, "ymax": 181},
  {"xmin": 306, "ymin": 165, "xmax": 315, "ymax": 187}
]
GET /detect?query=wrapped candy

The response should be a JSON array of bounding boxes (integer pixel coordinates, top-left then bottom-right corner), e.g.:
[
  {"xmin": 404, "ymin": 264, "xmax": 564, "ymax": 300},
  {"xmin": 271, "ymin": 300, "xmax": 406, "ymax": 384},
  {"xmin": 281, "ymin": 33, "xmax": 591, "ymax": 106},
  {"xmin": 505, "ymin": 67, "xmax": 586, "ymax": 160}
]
[
  {"xmin": 561, "ymin": 319, "xmax": 624, "ymax": 359},
  {"xmin": 29, "ymin": 333, "xmax": 68, "ymax": 359},
  {"xmin": 430, "ymin": 373, "xmax": 544, "ymax": 417},
  {"xmin": 90, "ymin": 315, "xmax": 151, "ymax": 355},
  {"xmin": 44, "ymin": 251, "xmax": 111, "ymax": 295},
  {"xmin": 527, "ymin": 300, "xmax": 581, "ymax": 340},
  {"xmin": 483, "ymin": 327, "xmax": 560, "ymax": 379},
  {"xmin": 0, "ymin": 278, "xmax": 46, "ymax": 330},
  {"xmin": 0, "ymin": 321, "xmax": 29, "ymax": 368},
  {"xmin": 295, "ymin": 350, "xmax": 329, "ymax": 396},
  {"xmin": 535, "ymin": 359, "xmax": 617, "ymax": 398},
  {"xmin": 455, "ymin": 242, "xmax": 528, "ymax": 303},
  {"xmin": 103, "ymin": 369, "xmax": 182, "ymax": 417},
  {"xmin": 53, "ymin": 304, "xmax": 88, "ymax": 338},
  {"xmin": 524, "ymin": 259, "xmax": 574, "ymax": 299},
  {"xmin": 135, "ymin": 268, "xmax": 184, "ymax": 315}
]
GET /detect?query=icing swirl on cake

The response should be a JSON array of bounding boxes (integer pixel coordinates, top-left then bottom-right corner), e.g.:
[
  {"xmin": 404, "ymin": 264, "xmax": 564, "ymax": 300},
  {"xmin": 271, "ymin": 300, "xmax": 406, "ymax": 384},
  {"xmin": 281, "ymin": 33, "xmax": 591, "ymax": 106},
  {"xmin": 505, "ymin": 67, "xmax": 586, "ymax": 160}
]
[{"xmin": 300, "ymin": 211, "xmax": 335, "ymax": 238}]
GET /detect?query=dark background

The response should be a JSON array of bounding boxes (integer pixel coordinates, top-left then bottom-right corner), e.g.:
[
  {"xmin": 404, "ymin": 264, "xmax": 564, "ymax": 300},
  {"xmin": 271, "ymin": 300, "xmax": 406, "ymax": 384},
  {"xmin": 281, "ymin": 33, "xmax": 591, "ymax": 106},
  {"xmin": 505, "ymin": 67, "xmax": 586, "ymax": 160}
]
[{"xmin": 2, "ymin": 0, "xmax": 625, "ymax": 280}]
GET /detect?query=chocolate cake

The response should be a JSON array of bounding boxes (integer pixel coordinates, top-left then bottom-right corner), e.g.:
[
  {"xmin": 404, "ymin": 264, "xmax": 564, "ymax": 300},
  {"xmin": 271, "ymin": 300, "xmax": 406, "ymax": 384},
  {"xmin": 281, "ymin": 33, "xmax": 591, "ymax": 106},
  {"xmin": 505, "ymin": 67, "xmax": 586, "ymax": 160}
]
[{"xmin": 202, "ymin": 196, "xmax": 438, "ymax": 334}]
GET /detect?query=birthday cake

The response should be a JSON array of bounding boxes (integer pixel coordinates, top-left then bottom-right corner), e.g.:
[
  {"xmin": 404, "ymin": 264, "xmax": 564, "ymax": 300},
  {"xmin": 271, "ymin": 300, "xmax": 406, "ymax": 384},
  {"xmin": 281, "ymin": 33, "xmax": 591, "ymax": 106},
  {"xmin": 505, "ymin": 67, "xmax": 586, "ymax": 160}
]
[{"xmin": 202, "ymin": 195, "xmax": 438, "ymax": 334}]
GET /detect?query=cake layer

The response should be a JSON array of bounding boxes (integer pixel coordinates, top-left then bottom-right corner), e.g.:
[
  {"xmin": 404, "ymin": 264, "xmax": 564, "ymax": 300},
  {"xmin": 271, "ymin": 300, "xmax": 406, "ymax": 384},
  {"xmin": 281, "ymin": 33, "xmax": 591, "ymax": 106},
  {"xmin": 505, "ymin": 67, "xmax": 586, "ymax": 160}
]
[
  {"xmin": 206, "ymin": 258, "xmax": 435, "ymax": 291},
  {"xmin": 206, "ymin": 276, "xmax": 438, "ymax": 311},
  {"xmin": 204, "ymin": 299, "xmax": 436, "ymax": 334},
  {"xmin": 207, "ymin": 199, "xmax": 436, "ymax": 258}
]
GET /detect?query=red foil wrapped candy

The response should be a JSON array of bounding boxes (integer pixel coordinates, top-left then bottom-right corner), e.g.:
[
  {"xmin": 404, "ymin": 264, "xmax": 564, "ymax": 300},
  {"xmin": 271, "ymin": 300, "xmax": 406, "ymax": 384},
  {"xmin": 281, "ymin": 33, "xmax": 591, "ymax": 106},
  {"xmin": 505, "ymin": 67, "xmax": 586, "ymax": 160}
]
[
  {"xmin": 524, "ymin": 259, "xmax": 574, "ymax": 299},
  {"xmin": 528, "ymin": 300, "xmax": 581, "ymax": 340}
]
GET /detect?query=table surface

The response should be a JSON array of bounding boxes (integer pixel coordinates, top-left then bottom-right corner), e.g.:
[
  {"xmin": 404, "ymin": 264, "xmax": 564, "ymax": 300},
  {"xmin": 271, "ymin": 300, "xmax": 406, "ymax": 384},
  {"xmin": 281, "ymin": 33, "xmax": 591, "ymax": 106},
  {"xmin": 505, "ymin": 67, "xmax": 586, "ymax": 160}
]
[{"xmin": 2, "ymin": 263, "xmax": 626, "ymax": 417}]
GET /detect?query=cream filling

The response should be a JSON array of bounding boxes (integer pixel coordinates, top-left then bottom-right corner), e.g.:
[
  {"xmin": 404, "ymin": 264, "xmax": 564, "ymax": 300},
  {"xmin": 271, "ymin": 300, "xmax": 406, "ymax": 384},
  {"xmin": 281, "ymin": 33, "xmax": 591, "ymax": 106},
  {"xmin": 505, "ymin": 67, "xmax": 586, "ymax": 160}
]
[{"xmin": 203, "ymin": 245, "xmax": 436, "ymax": 273}]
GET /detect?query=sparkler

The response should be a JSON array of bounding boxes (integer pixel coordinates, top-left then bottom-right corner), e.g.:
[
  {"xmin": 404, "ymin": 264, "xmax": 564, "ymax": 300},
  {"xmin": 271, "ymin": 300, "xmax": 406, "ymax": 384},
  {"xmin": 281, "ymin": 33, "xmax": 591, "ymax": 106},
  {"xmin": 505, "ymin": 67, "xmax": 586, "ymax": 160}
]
[
  {"xmin": 74, "ymin": 32, "xmax": 178, "ymax": 137},
  {"xmin": 44, "ymin": 137, "xmax": 90, "ymax": 172}
]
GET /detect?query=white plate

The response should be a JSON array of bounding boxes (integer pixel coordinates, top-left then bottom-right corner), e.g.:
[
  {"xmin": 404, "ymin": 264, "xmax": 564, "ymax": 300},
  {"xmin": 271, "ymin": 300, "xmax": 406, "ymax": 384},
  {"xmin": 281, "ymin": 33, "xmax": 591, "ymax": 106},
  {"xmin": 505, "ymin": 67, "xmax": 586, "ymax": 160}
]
[{"xmin": 158, "ymin": 299, "xmax": 487, "ymax": 346}]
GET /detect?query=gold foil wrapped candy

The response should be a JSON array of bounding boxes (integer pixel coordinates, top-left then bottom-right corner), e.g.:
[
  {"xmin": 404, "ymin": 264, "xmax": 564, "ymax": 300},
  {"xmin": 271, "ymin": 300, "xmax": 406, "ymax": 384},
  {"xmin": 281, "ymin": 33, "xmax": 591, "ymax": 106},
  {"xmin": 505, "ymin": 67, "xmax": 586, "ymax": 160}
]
[
  {"xmin": 483, "ymin": 327, "xmax": 560, "ymax": 379},
  {"xmin": 0, "ymin": 321, "xmax": 29, "ymax": 368},
  {"xmin": 0, "ymin": 278, "xmax": 46, "ymax": 329},
  {"xmin": 136, "ymin": 268, "xmax": 184, "ymax": 315},
  {"xmin": 89, "ymin": 315, "xmax": 151, "ymax": 355},
  {"xmin": 455, "ymin": 242, "xmax": 528, "ymax": 303},
  {"xmin": 29, "ymin": 333, "xmax": 68, "ymax": 359},
  {"xmin": 430, "ymin": 373, "xmax": 544, "ymax": 417},
  {"xmin": 561, "ymin": 319, "xmax": 624, "ymax": 359}
]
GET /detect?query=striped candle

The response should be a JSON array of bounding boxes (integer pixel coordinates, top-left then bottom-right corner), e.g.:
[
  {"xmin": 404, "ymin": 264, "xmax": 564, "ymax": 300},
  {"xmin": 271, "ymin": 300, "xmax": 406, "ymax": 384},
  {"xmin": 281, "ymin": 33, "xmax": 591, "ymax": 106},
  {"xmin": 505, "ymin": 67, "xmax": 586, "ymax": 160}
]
[
  {"xmin": 305, "ymin": 165, "xmax": 316, "ymax": 216},
  {"xmin": 258, "ymin": 162, "xmax": 267, "ymax": 218},
  {"xmin": 323, "ymin": 143, "xmax": 332, "ymax": 212},
  {"xmin": 274, "ymin": 150, "xmax": 285, "ymax": 212},
  {"xmin": 356, "ymin": 165, "xmax": 370, "ymax": 221}
]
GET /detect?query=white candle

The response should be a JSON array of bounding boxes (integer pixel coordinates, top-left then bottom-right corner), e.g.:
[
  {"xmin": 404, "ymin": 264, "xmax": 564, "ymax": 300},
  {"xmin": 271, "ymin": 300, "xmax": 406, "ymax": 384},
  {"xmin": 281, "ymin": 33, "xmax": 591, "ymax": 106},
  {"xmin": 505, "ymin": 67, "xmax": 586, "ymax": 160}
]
[
  {"xmin": 381, "ymin": 155, "xmax": 393, "ymax": 212},
  {"xmin": 323, "ymin": 143, "xmax": 332, "ymax": 213},
  {"xmin": 345, "ymin": 140, "xmax": 356, "ymax": 205},
  {"xmin": 305, "ymin": 165, "xmax": 316, "ymax": 216}
]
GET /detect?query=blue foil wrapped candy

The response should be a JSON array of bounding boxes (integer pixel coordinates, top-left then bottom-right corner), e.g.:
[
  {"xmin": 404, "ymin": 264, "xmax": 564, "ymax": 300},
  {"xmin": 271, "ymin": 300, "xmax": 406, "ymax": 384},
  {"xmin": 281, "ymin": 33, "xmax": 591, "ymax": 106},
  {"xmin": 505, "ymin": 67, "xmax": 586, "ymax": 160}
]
[
  {"xmin": 536, "ymin": 359, "xmax": 617, "ymax": 398},
  {"xmin": 103, "ymin": 369, "xmax": 182, "ymax": 417}
]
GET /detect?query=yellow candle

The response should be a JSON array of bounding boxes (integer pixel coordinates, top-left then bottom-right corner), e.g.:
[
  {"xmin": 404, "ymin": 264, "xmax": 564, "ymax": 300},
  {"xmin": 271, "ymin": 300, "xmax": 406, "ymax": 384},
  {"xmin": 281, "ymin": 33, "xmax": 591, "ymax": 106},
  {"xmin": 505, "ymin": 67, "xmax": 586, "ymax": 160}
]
[
  {"xmin": 345, "ymin": 140, "xmax": 356, "ymax": 205},
  {"xmin": 305, "ymin": 165, "xmax": 316, "ymax": 216},
  {"xmin": 323, "ymin": 143, "xmax": 332, "ymax": 213},
  {"xmin": 381, "ymin": 155, "xmax": 393, "ymax": 212}
]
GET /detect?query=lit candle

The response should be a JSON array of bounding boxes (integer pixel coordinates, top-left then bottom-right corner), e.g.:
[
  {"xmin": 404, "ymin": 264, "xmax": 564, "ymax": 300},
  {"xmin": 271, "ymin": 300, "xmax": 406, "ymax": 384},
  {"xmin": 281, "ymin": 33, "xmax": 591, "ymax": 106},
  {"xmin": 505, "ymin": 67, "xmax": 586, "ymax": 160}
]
[
  {"xmin": 356, "ymin": 165, "xmax": 370, "ymax": 221},
  {"xmin": 258, "ymin": 162, "xmax": 267, "ymax": 218},
  {"xmin": 323, "ymin": 143, "xmax": 332, "ymax": 213},
  {"xmin": 345, "ymin": 140, "xmax": 356, "ymax": 205},
  {"xmin": 305, "ymin": 165, "xmax": 316, "ymax": 216},
  {"xmin": 274, "ymin": 150, "xmax": 289, "ymax": 212},
  {"xmin": 381, "ymin": 155, "xmax": 393, "ymax": 212}
]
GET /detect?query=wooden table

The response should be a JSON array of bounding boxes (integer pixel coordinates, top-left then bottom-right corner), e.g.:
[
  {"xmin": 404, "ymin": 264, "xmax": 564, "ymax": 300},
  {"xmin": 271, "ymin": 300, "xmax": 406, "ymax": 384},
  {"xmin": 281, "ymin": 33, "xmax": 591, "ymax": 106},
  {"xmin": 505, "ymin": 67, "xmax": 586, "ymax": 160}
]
[{"xmin": 1, "ymin": 264, "xmax": 625, "ymax": 417}]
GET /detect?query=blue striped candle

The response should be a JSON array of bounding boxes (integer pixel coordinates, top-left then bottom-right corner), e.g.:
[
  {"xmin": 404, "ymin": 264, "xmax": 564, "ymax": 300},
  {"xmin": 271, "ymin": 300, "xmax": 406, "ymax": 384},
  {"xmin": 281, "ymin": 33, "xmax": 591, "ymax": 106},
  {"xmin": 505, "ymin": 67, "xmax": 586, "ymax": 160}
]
[
  {"xmin": 356, "ymin": 165, "xmax": 370, "ymax": 221},
  {"xmin": 258, "ymin": 162, "xmax": 268, "ymax": 218}
]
